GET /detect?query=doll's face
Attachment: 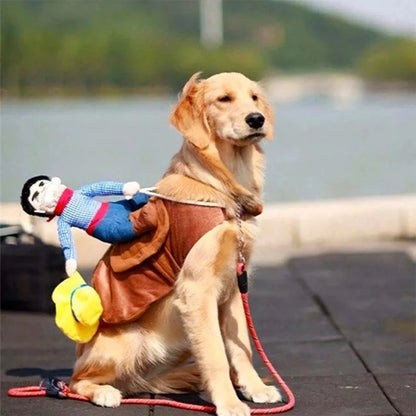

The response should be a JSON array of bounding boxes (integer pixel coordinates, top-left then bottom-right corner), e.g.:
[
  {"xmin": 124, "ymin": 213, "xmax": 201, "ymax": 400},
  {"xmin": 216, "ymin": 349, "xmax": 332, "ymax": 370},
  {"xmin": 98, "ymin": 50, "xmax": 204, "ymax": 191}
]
[{"xmin": 28, "ymin": 177, "xmax": 64, "ymax": 214}]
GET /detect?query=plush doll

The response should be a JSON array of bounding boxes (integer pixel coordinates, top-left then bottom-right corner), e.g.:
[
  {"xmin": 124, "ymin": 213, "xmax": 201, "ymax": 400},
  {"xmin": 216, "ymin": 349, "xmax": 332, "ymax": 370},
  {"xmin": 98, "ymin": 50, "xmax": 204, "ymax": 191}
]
[
  {"xmin": 20, "ymin": 175, "xmax": 150, "ymax": 343},
  {"xmin": 21, "ymin": 175, "xmax": 150, "ymax": 276}
]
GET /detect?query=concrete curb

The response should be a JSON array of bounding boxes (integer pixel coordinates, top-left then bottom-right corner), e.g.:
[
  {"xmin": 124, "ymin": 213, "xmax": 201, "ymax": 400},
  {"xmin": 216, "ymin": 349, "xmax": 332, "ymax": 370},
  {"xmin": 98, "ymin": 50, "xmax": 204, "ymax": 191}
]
[
  {"xmin": 1, "ymin": 194, "xmax": 415, "ymax": 268},
  {"xmin": 254, "ymin": 194, "xmax": 416, "ymax": 264},
  {"xmin": 258, "ymin": 194, "xmax": 416, "ymax": 245}
]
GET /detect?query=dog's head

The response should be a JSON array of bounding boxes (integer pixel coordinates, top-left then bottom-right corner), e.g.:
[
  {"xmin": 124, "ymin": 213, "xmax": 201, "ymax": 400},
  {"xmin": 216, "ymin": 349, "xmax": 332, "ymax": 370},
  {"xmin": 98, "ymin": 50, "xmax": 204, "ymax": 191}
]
[{"xmin": 170, "ymin": 72, "xmax": 274, "ymax": 149}]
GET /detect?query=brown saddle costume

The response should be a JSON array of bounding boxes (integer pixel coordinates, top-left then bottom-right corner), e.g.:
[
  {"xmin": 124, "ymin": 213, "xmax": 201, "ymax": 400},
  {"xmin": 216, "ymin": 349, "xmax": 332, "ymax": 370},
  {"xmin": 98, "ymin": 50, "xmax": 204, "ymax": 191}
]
[{"xmin": 92, "ymin": 197, "xmax": 226, "ymax": 324}]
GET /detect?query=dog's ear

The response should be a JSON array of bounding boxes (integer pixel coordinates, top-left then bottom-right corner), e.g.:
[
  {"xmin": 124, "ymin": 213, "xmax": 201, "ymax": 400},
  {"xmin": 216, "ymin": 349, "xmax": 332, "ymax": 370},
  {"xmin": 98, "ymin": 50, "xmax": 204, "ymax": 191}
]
[
  {"xmin": 255, "ymin": 86, "xmax": 274, "ymax": 141},
  {"xmin": 261, "ymin": 96, "xmax": 275, "ymax": 141},
  {"xmin": 170, "ymin": 72, "xmax": 211, "ymax": 149}
]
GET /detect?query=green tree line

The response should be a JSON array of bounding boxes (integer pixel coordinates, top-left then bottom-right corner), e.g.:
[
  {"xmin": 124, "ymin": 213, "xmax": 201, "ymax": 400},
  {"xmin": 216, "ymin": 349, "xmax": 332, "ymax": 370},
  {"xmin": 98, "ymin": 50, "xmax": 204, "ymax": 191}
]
[
  {"xmin": 358, "ymin": 38, "xmax": 416, "ymax": 83},
  {"xmin": 1, "ymin": 0, "xmax": 413, "ymax": 97}
]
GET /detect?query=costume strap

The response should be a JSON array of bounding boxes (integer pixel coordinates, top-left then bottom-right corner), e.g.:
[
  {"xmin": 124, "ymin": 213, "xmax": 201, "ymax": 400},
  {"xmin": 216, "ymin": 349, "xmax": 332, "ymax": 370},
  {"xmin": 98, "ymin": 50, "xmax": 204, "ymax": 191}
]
[{"xmin": 140, "ymin": 187, "xmax": 225, "ymax": 208}]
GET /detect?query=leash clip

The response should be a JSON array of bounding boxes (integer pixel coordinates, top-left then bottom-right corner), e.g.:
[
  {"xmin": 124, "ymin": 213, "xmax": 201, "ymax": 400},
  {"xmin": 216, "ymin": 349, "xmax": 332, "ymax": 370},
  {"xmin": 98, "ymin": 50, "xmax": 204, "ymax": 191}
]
[
  {"xmin": 40, "ymin": 377, "xmax": 70, "ymax": 399},
  {"xmin": 236, "ymin": 204, "xmax": 248, "ymax": 294},
  {"xmin": 237, "ymin": 262, "xmax": 248, "ymax": 294}
]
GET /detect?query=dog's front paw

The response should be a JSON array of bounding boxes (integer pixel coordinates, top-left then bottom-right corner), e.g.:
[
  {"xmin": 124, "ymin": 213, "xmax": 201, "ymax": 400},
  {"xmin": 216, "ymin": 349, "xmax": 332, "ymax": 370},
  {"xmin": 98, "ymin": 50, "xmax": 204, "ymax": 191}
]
[
  {"xmin": 216, "ymin": 400, "xmax": 250, "ymax": 416},
  {"xmin": 92, "ymin": 385, "xmax": 122, "ymax": 407},
  {"xmin": 241, "ymin": 384, "xmax": 282, "ymax": 403}
]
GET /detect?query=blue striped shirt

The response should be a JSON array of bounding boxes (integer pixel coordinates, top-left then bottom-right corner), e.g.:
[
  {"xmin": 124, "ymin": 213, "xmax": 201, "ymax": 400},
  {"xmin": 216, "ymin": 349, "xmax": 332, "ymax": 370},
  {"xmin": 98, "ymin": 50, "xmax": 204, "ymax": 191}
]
[{"xmin": 57, "ymin": 182, "xmax": 125, "ymax": 261}]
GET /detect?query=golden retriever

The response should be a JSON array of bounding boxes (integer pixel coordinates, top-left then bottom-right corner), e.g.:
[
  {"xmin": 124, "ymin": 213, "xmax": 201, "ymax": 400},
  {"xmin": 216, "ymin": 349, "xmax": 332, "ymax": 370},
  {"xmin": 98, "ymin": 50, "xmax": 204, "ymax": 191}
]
[{"xmin": 70, "ymin": 72, "xmax": 282, "ymax": 416}]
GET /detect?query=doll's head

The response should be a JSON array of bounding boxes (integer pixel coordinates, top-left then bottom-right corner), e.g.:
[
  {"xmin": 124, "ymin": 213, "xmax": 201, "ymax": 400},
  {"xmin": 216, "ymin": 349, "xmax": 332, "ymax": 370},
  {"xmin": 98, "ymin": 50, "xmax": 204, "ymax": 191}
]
[{"xmin": 21, "ymin": 175, "xmax": 66, "ymax": 217}]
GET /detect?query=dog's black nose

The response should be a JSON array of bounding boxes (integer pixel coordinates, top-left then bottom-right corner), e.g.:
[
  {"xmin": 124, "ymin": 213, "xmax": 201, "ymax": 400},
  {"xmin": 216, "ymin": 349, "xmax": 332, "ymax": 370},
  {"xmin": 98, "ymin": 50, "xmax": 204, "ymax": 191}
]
[{"xmin": 245, "ymin": 112, "xmax": 265, "ymax": 129}]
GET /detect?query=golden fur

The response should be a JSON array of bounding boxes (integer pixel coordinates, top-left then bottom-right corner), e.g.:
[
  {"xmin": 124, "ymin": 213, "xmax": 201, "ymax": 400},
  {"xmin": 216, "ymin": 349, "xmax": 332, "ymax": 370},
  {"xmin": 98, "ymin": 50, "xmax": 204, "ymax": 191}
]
[{"xmin": 70, "ymin": 72, "xmax": 282, "ymax": 416}]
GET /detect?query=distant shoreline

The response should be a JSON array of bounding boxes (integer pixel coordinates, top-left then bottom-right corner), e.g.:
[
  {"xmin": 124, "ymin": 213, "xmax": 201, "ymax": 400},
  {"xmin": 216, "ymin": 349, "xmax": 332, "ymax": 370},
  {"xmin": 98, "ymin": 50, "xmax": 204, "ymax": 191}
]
[{"xmin": 1, "ymin": 73, "xmax": 415, "ymax": 101}]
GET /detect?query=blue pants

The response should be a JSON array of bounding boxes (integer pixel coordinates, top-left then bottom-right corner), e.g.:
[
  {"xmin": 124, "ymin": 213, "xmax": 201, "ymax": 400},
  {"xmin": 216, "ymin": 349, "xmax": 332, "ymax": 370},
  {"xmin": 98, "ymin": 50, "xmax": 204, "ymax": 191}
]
[{"xmin": 92, "ymin": 193, "xmax": 150, "ymax": 243}]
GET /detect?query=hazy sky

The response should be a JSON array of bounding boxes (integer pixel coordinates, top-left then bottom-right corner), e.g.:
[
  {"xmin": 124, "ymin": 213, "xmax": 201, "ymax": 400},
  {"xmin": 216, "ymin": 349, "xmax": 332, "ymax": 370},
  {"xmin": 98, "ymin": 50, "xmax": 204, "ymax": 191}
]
[{"xmin": 288, "ymin": 0, "xmax": 416, "ymax": 35}]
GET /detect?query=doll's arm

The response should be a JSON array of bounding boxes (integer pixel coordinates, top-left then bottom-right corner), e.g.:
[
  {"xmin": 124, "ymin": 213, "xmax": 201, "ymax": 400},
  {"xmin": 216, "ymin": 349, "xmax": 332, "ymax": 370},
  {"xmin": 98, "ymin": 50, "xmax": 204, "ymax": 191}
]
[
  {"xmin": 57, "ymin": 217, "xmax": 77, "ymax": 276},
  {"xmin": 122, "ymin": 181, "xmax": 142, "ymax": 199},
  {"xmin": 78, "ymin": 181, "xmax": 141, "ymax": 199},
  {"xmin": 78, "ymin": 181, "xmax": 125, "ymax": 197}
]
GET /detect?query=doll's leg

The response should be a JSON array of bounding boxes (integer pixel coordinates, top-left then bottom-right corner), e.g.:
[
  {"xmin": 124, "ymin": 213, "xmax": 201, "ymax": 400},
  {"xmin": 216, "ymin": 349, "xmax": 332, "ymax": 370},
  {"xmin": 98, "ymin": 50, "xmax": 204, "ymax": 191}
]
[
  {"xmin": 112, "ymin": 193, "xmax": 150, "ymax": 212},
  {"xmin": 91, "ymin": 204, "xmax": 138, "ymax": 243}
]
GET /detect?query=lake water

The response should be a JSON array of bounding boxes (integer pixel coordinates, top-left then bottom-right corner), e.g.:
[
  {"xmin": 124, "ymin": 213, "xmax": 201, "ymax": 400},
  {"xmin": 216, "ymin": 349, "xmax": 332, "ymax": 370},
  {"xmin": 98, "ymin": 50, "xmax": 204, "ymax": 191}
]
[{"xmin": 1, "ymin": 94, "xmax": 415, "ymax": 204}]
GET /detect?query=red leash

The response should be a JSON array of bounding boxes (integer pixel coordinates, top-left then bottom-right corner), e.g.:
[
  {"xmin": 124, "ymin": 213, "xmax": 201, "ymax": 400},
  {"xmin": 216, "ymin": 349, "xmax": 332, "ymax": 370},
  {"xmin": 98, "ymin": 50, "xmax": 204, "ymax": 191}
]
[
  {"xmin": 8, "ymin": 290, "xmax": 295, "ymax": 414},
  {"xmin": 241, "ymin": 292, "xmax": 295, "ymax": 414}
]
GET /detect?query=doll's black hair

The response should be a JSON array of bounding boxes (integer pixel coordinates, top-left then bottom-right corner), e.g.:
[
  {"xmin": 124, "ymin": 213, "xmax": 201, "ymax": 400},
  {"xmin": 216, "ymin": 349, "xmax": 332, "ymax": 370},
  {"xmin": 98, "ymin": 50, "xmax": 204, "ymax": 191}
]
[{"xmin": 20, "ymin": 175, "xmax": 52, "ymax": 217}]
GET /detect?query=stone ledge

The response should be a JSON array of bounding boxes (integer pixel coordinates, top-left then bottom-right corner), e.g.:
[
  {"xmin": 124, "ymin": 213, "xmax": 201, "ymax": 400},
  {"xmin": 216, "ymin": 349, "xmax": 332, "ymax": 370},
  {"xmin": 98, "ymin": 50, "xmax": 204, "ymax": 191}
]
[
  {"xmin": 258, "ymin": 194, "xmax": 416, "ymax": 246},
  {"xmin": 254, "ymin": 194, "xmax": 416, "ymax": 265},
  {"xmin": 1, "ymin": 194, "xmax": 415, "ymax": 269}
]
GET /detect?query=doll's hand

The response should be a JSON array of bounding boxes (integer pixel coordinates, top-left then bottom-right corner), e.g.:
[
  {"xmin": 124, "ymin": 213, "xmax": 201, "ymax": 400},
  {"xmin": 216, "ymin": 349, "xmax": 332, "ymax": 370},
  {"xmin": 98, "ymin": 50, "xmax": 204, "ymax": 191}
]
[
  {"xmin": 123, "ymin": 181, "xmax": 141, "ymax": 200},
  {"xmin": 65, "ymin": 259, "xmax": 77, "ymax": 276}
]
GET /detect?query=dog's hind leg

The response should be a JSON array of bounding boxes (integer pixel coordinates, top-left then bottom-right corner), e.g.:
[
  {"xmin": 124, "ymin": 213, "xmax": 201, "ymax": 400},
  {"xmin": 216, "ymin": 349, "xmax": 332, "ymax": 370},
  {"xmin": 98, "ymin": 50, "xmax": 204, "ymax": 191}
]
[
  {"xmin": 70, "ymin": 354, "xmax": 121, "ymax": 407},
  {"xmin": 70, "ymin": 327, "xmax": 141, "ymax": 407}
]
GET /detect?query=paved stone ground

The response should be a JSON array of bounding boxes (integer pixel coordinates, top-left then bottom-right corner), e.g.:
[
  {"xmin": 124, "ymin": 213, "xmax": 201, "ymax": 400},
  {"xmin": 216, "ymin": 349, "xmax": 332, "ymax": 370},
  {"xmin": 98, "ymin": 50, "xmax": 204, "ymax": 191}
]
[{"xmin": 1, "ymin": 250, "xmax": 415, "ymax": 416}]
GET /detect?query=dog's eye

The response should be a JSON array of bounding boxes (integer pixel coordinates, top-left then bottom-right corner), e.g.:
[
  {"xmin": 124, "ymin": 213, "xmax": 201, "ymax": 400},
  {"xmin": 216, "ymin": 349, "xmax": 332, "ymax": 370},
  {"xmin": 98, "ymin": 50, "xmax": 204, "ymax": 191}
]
[
  {"xmin": 218, "ymin": 95, "xmax": 231, "ymax": 103},
  {"xmin": 252, "ymin": 94, "xmax": 258, "ymax": 101}
]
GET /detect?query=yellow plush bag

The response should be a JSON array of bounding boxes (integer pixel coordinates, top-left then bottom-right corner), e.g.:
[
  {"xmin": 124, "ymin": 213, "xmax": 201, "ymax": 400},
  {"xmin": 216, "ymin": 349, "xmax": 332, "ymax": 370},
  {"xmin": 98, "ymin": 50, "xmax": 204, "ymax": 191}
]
[{"xmin": 52, "ymin": 272, "xmax": 103, "ymax": 343}]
